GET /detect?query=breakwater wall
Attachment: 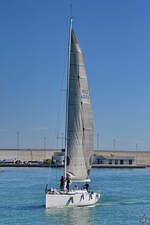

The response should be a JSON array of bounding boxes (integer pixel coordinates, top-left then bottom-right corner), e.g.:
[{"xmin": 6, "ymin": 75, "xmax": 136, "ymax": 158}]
[
  {"xmin": 0, "ymin": 149, "xmax": 59, "ymax": 162},
  {"xmin": 0, "ymin": 149, "xmax": 150, "ymax": 166}
]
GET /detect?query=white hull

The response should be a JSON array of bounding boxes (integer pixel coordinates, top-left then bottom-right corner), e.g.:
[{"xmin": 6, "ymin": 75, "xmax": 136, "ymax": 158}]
[{"xmin": 46, "ymin": 189, "xmax": 100, "ymax": 208}]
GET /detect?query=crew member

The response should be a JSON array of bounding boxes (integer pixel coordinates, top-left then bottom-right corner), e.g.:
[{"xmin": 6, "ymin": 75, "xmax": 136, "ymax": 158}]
[
  {"xmin": 84, "ymin": 182, "xmax": 89, "ymax": 191},
  {"xmin": 66, "ymin": 177, "xmax": 70, "ymax": 191},
  {"xmin": 60, "ymin": 176, "xmax": 64, "ymax": 190}
]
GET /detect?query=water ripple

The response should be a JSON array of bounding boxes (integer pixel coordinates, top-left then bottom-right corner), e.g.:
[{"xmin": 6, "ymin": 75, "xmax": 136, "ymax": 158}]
[{"xmin": 0, "ymin": 204, "xmax": 45, "ymax": 210}]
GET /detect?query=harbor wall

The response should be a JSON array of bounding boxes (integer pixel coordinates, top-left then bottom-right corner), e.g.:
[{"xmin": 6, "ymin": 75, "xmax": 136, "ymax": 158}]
[
  {"xmin": 0, "ymin": 149, "xmax": 150, "ymax": 165},
  {"xmin": 0, "ymin": 149, "xmax": 59, "ymax": 162}
]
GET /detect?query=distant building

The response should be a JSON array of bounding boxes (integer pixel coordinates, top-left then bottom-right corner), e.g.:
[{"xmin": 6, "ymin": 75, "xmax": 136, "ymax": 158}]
[
  {"xmin": 51, "ymin": 152, "xmax": 135, "ymax": 167},
  {"xmin": 93, "ymin": 155, "xmax": 134, "ymax": 165},
  {"xmin": 51, "ymin": 152, "xmax": 65, "ymax": 167}
]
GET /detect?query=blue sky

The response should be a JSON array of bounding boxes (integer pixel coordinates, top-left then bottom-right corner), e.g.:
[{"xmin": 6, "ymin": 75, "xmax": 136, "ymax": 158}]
[{"xmin": 0, "ymin": 0, "xmax": 150, "ymax": 150}]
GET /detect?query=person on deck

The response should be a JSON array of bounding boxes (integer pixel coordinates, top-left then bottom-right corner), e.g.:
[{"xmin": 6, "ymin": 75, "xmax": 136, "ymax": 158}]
[
  {"xmin": 66, "ymin": 177, "xmax": 70, "ymax": 191},
  {"xmin": 84, "ymin": 182, "xmax": 89, "ymax": 191},
  {"xmin": 60, "ymin": 176, "xmax": 64, "ymax": 190}
]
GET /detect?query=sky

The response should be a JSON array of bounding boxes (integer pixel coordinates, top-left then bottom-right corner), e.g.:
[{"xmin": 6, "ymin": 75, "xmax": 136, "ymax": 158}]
[{"xmin": 0, "ymin": 0, "xmax": 150, "ymax": 151}]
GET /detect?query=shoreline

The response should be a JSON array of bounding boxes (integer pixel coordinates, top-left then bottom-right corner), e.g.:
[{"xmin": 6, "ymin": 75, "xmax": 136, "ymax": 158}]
[{"xmin": 0, "ymin": 164, "xmax": 147, "ymax": 168}]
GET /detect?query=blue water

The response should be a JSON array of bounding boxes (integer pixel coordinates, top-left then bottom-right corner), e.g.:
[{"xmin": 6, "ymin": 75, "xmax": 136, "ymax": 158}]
[{"xmin": 0, "ymin": 168, "xmax": 150, "ymax": 225}]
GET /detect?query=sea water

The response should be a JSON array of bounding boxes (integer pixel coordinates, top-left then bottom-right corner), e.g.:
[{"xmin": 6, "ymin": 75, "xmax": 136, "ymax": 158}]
[{"xmin": 0, "ymin": 167, "xmax": 150, "ymax": 225}]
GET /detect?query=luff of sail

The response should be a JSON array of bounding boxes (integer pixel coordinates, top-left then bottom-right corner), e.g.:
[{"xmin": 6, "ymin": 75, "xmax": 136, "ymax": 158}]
[{"xmin": 66, "ymin": 28, "xmax": 93, "ymax": 181}]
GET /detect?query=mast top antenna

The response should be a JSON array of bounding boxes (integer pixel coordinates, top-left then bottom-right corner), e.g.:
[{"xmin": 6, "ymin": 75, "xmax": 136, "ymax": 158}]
[{"xmin": 70, "ymin": 4, "xmax": 73, "ymax": 21}]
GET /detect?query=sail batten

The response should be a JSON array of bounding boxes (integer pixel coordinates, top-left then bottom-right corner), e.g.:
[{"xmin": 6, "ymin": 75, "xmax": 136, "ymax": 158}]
[{"xmin": 66, "ymin": 28, "xmax": 93, "ymax": 181}]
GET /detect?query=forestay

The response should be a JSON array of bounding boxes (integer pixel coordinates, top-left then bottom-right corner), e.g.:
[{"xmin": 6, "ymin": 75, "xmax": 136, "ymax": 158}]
[{"xmin": 66, "ymin": 29, "xmax": 93, "ymax": 181}]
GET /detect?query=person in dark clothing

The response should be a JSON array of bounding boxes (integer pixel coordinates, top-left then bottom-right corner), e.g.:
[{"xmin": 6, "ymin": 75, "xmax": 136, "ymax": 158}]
[
  {"xmin": 60, "ymin": 176, "xmax": 64, "ymax": 190},
  {"xmin": 84, "ymin": 182, "xmax": 89, "ymax": 191},
  {"xmin": 66, "ymin": 177, "xmax": 70, "ymax": 191}
]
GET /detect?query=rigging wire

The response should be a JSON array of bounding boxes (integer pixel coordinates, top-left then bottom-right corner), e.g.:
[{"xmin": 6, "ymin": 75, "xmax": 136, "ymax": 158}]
[{"xmin": 46, "ymin": 38, "xmax": 68, "ymax": 185}]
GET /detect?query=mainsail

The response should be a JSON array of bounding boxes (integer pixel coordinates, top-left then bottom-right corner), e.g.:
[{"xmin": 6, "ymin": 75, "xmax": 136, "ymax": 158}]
[{"xmin": 66, "ymin": 27, "xmax": 93, "ymax": 181}]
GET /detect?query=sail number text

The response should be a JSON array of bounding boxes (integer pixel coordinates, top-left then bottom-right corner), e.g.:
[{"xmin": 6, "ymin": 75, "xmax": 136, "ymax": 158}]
[{"xmin": 81, "ymin": 89, "xmax": 89, "ymax": 100}]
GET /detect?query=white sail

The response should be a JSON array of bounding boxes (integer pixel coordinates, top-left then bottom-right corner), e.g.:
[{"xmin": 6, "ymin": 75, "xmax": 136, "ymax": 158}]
[{"xmin": 66, "ymin": 28, "xmax": 93, "ymax": 181}]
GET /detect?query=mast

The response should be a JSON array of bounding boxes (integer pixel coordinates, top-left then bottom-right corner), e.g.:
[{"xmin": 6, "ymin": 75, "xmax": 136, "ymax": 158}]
[{"xmin": 64, "ymin": 18, "xmax": 73, "ymax": 181}]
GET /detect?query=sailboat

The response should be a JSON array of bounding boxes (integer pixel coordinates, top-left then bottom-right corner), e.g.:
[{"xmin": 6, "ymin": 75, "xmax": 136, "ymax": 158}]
[{"xmin": 45, "ymin": 19, "xmax": 100, "ymax": 208}]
